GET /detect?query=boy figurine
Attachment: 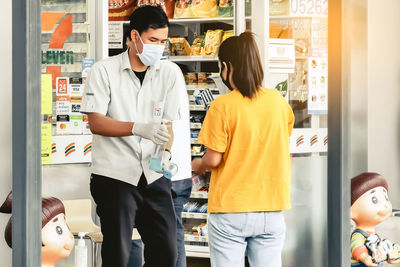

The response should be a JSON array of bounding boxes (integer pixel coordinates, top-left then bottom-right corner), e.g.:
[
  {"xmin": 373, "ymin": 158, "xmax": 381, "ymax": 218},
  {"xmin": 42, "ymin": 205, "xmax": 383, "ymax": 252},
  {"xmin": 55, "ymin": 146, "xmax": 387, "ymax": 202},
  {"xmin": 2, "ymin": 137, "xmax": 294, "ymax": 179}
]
[
  {"xmin": 351, "ymin": 172, "xmax": 400, "ymax": 266},
  {"xmin": 0, "ymin": 191, "xmax": 75, "ymax": 267}
]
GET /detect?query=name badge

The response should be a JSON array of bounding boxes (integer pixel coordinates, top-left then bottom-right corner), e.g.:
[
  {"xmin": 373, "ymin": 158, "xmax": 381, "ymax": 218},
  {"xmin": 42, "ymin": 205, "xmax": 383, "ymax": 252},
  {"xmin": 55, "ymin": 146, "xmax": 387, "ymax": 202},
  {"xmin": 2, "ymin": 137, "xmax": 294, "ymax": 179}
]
[{"xmin": 153, "ymin": 102, "xmax": 163, "ymax": 119}]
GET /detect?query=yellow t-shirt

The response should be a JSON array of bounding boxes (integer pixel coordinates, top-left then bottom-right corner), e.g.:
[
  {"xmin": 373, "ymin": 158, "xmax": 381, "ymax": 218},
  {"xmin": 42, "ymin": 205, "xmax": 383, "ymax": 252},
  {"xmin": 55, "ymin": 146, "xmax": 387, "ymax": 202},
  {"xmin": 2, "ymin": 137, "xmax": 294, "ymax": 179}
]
[{"xmin": 198, "ymin": 88, "xmax": 294, "ymax": 213}]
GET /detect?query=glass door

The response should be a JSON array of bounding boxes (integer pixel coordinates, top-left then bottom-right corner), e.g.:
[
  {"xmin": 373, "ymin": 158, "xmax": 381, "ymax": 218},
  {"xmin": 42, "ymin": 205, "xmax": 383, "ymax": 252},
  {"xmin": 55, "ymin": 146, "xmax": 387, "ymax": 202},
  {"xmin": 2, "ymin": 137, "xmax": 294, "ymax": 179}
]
[{"xmin": 248, "ymin": 1, "xmax": 329, "ymax": 266}]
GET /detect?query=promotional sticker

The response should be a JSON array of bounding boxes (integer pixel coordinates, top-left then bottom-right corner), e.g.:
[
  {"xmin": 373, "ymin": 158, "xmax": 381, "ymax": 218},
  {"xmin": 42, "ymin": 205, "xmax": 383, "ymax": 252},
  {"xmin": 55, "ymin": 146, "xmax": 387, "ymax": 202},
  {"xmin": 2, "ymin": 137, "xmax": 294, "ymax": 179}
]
[
  {"xmin": 56, "ymin": 77, "xmax": 70, "ymax": 96},
  {"xmin": 56, "ymin": 114, "xmax": 70, "ymax": 135}
]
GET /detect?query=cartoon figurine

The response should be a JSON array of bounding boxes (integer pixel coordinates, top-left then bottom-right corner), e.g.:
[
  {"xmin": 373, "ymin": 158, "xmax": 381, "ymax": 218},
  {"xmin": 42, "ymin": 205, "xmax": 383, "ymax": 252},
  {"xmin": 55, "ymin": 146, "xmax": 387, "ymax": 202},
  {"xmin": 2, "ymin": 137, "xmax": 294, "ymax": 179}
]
[
  {"xmin": 351, "ymin": 172, "xmax": 400, "ymax": 266},
  {"xmin": 0, "ymin": 191, "xmax": 74, "ymax": 267}
]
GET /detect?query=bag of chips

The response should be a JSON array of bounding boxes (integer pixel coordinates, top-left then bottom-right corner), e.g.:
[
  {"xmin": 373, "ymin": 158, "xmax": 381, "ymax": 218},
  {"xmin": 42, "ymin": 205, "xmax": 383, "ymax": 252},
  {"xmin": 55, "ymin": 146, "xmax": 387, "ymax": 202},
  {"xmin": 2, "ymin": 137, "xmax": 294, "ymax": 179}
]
[
  {"xmin": 191, "ymin": 0, "xmax": 218, "ymax": 18},
  {"xmin": 190, "ymin": 35, "xmax": 205, "ymax": 56},
  {"xmin": 222, "ymin": 30, "xmax": 234, "ymax": 41},
  {"xmin": 218, "ymin": 0, "xmax": 233, "ymax": 17},
  {"xmin": 169, "ymin": 37, "xmax": 191, "ymax": 56},
  {"xmin": 201, "ymin": 29, "xmax": 223, "ymax": 56}
]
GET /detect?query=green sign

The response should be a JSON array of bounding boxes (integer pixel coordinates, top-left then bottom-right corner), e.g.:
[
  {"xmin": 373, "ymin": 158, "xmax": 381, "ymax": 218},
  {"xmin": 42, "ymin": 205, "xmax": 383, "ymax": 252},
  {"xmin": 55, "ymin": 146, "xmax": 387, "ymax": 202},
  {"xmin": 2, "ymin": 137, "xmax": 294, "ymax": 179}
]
[
  {"xmin": 42, "ymin": 50, "xmax": 74, "ymax": 64},
  {"xmin": 275, "ymin": 80, "xmax": 288, "ymax": 98}
]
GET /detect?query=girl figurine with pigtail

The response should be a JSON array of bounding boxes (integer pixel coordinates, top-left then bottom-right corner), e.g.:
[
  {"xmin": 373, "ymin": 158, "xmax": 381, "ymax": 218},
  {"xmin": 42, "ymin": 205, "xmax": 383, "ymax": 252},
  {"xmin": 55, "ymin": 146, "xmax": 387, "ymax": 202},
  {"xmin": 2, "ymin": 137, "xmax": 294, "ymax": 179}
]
[
  {"xmin": 0, "ymin": 191, "xmax": 74, "ymax": 267},
  {"xmin": 351, "ymin": 173, "xmax": 400, "ymax": 266}
]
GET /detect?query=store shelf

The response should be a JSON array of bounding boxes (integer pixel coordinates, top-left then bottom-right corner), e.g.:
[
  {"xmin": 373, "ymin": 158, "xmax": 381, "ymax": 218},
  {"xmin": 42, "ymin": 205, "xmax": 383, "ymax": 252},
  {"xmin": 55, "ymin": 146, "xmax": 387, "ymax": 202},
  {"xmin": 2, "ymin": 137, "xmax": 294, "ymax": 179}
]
[
  {"xmin": 185, "ymin": 234, "xmax": 208, "ymax": 242},
  {"xmin": 189, "ymin": 105, "xmax": 207, "ymax": 111},
  {"xmin": 191, "ymin": 138, "xmax": 199, "ymax": 144},
  {"xmin": 187, "ymin": 84, "xmax": 218, "ymax": 90},
  {"xmin": 191, "ymin": 151, "xmax": 205, "ymax": 157},
  {"xmin": 185, "ymin": 245, "xmax": 210, "ymax": 258},
  {"xmin": 170, "ymin": 17, "xmax": 234, "ymax": 24},
  {"xmin": 182, "ymin": 212, "xmax": 208, "ymax": 219},
  {"xmin": 190, "ymin": 191, "xmax": 208, "ymax": 199},
  {"xmin": 168, "ymin": 56, "xmax": 218, "ymax": 62},
  {"xmin": 120, "ymin": 17, "xmax": 251, "ymax": 25}
]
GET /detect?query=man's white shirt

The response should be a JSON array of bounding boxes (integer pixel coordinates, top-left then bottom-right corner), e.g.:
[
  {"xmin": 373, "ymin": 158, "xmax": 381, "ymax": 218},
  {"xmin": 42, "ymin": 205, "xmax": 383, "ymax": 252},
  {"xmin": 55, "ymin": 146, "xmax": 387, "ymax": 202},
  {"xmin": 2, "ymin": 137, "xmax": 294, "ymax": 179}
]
[{"xmin": 81, "ymin": 50, "xmax": 188, "ymax": 185}]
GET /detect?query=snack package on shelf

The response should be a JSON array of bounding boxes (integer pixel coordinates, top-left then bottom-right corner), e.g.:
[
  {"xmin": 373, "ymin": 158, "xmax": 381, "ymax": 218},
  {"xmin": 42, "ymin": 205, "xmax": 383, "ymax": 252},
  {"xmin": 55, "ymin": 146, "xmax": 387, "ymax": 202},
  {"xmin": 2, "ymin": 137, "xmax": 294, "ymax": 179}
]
[
  {"xmin": 201, "ymin": 30, "xmax": 223, "ymax": 56},
  {"xmin": 190, "ymin": 113, "xmax": 206, "ymax": 123},
  {"xmin": 108, "ymin": 0, "xmax": 137, "ymax": 21},
  {"xmin": 163, "ymin": 39, "xmax": 171, "ymax": 57},
  {"xmin": 191, "ymin": 145, "xmax": 203, "ymax": 155},
  {"xmin": 169, "ymin": 37, "xmax": 191, "ymax": 56},
  {"xmin": 164, "ymin": 0, "xmax": 176, "ymax": 18},
  {"xmin": 191, "ymin": 174, "xmax": 207, "ymax": 192},
  {"xmin": 197, "ymin": 183, "xmax": 209, "ymax": 192},
  {"xmin": 192, "ymin": 222, "xmax": 207, "ymax": 236},
  {"xmin": 187, "ymin": 72, "xmax": 198, "ymax": 85},
  {"xmin": 197, "ymin": 72, "xmax": 207, "ymax": 85},
  {"xmin": 191, "ymin": 0, "xmax": 218, "ymax": 18},
  {"xmin": 184, "ymin": 202, "xmax": 201, "ymax": 212},
  {"xmin": 174, "ymin": 0, "xmax": 194, "ymax": 18},
  {"xmin": 222, "ymin": 30, "xmax": 234, "ymax": 41},
  {"xmin": 218, "ymin": 0, "xmax": 233, "ymax": 17},
  {"xmin": 108, "ymin": 0, "xmax": 170, "ymax": 21},
  {"xmin": 198, "ymin": 203, "xmax": 208, "ymax": 213},
  {"xmin": 174, "ymin": 0, "xmax": 217, "ymax": 18},
  {"xmin": 191, "ymin": 129, "xmax": 200, "ymax": 139},
  {"xmin": 190, "ymin": 35, "xmax": 205, "ymax": 56}
]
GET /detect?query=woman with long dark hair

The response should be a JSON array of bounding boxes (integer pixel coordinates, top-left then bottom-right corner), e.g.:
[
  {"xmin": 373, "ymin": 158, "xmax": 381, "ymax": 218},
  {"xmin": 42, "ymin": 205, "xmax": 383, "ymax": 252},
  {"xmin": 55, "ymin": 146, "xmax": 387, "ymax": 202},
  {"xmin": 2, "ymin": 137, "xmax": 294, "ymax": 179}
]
[{"xmin": 192, "ymin": 31, "xmax": 294, "ymax": 267}]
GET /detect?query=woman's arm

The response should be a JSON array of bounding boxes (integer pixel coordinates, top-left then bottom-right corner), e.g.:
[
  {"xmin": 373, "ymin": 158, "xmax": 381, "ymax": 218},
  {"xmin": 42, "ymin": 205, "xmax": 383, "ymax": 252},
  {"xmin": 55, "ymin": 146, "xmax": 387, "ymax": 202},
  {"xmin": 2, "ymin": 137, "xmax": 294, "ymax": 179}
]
[{"xmin": 192, "ymin": 148, "xmax": 223, "ymax": 174}]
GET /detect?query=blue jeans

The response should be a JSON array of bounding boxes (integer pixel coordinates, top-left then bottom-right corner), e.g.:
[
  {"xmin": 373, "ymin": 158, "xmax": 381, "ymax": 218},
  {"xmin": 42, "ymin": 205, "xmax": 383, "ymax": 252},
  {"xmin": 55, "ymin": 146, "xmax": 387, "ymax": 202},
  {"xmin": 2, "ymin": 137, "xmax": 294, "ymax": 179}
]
[
  {"xmin": 208, "ymin": 211, "xmax": 286, "ymax": 267},
  {"xmin": 127, "ymin": 239, "xmax": 143, "ymax": 267},
  {"xmin": 127, "ymin": 178, "xmax": 192, "ymax": 267},
  {"xmin": 171, "ymin": 178, "xmax": 193, "ymax": 267}
]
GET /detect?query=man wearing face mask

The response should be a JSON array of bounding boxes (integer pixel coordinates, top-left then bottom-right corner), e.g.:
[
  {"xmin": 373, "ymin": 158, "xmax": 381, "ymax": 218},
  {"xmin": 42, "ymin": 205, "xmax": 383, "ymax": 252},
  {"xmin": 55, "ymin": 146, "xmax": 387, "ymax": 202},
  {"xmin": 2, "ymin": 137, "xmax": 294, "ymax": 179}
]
[{"xmin": 81, "ymin": 5, "xmax": 185, "ymax": 267}]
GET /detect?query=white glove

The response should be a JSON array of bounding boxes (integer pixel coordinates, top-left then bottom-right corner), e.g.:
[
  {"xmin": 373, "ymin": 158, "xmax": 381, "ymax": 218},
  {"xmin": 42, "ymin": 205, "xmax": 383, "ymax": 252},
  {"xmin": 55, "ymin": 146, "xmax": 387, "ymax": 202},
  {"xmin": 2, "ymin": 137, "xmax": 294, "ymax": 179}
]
[
  {"xmin": 132, "ymin": 123, "xmax": 170, "ymax": 144},
  {"xmin": 162, "ymin": 150, "xmax": 172, "ymax": 168}
]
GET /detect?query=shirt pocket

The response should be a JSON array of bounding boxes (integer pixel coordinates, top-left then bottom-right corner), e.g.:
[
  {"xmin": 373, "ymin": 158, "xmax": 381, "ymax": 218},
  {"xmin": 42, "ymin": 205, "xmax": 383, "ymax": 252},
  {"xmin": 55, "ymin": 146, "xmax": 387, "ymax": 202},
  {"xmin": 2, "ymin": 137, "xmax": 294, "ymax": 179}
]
[{"xmin": 152, "ymin": 101, "xmax": 164, "ymax": 122}]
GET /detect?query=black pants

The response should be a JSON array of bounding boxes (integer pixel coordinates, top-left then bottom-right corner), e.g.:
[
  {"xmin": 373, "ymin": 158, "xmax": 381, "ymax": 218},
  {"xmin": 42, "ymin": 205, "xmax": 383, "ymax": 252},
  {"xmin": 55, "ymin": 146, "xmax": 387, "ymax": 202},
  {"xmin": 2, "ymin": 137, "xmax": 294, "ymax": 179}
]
[{"xmin": 90, "ymin": 173, "xmax": 177, "ymax": 267}]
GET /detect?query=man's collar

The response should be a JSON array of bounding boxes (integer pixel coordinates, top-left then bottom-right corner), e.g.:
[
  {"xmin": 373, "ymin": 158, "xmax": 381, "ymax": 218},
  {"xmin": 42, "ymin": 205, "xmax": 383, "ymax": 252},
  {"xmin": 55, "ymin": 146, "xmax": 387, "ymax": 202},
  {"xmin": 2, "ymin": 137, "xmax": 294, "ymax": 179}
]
[
  {"xmin": 121, "ymin": 49, "xmax": 131, "ymax": 70},
  {"xmin": 122, "ymin": 49, "xmax": 161, "ymax": 71}
]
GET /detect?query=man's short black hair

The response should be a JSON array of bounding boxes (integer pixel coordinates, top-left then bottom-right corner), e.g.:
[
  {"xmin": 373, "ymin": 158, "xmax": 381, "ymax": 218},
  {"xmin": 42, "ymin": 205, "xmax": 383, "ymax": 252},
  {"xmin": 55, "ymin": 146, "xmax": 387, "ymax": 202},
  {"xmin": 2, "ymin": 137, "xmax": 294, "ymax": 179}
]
[{"xmin": 129, "ymin": 5, "xmax": 169, "ymax": 38}]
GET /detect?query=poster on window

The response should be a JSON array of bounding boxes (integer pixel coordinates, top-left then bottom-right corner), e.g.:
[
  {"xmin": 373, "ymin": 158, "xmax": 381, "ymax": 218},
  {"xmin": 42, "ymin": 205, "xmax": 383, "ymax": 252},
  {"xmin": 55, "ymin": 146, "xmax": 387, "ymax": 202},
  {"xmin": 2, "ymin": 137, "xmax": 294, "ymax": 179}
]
[
  {"xmin": 307, "ymin": 57, "xmax": 327, "ymax": 114},
  {"xmin": 109, "ymin": 22, "xmax": 123, "ymax": 49}
]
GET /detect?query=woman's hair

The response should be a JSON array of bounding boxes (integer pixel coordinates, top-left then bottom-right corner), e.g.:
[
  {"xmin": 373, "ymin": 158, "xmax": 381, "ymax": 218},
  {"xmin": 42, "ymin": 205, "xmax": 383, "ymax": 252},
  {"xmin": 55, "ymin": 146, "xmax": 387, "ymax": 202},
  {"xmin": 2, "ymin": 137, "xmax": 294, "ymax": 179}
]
[
  {"xmin": 351, "ymin": 172, "xmax": 388, "ymax": 206},
  {"xmin": 0, "ymin": 192, "xmax": 65, "ymax": 248},
  {"xmin": 218, "ymin": 31, "xmax": 264, "ymax": 99}
]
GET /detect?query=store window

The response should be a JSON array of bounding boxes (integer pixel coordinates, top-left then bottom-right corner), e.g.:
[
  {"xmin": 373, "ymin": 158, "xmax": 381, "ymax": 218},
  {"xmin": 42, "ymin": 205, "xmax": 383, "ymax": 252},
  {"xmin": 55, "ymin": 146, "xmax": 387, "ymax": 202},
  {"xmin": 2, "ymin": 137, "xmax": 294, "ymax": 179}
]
[
  {"xmin": 41, "ymin": 0, "xmax": 94, "ymax": 166},
  {"xmin": 36, "ymin": 0, "xmax": 336, "ymax": 266}
]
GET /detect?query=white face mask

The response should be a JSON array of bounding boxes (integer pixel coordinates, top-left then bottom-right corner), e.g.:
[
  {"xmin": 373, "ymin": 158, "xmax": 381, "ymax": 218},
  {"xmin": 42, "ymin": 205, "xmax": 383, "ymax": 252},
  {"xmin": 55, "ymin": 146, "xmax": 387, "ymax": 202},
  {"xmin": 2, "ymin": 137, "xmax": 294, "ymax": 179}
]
[{"xmin": 134, "ymin": 33, "xmax": 165, "ymax": 66}]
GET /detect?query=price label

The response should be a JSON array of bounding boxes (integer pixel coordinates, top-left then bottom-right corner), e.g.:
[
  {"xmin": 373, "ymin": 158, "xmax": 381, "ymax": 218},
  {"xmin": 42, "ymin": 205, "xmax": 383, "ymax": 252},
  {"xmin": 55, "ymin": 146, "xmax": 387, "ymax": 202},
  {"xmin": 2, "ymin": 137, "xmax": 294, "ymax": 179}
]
[{"xmin": 290, "ymin": 0, "xmax": 328, "ymax": 16}]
